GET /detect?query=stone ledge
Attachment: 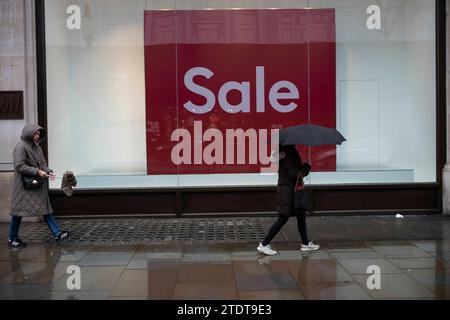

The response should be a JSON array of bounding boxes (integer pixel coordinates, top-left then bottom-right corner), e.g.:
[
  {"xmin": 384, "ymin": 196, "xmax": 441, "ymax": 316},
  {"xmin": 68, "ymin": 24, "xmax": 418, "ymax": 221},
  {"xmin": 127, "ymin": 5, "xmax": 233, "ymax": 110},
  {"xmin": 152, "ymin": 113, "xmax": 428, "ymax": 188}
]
[
  {"xmin": 0, "ymin": 172, "xmax": 14, "ymax": 222},
  {"xmin": 442, "ymin": 165, "xmax": 450, "ymax": 215}
]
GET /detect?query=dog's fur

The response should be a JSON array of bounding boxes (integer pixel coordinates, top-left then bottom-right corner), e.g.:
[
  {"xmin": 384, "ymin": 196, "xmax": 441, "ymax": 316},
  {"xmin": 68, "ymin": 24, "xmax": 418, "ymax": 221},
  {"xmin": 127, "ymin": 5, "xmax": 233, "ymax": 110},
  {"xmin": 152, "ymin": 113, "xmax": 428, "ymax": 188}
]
[{"xmin": 61, "ymin": 171, "xmax": 77, "ymax": 197}]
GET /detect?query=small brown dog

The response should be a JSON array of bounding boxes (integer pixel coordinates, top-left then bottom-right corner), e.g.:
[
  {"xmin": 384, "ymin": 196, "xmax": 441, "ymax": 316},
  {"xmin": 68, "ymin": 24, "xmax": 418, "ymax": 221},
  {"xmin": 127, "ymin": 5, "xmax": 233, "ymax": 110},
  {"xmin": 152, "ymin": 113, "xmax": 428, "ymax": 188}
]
[{"xmin": 61, "ymin": 171, "xmax": 77, "ymax": 197}]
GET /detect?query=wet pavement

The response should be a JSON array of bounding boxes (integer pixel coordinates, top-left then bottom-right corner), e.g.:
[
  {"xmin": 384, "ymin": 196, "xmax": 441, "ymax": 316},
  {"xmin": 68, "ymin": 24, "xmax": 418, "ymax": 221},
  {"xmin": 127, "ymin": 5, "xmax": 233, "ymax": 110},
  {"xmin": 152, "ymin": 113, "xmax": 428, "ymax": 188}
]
[{"xmin": 0, "ymin": 215, "xmax": 449, "ymax": 300}]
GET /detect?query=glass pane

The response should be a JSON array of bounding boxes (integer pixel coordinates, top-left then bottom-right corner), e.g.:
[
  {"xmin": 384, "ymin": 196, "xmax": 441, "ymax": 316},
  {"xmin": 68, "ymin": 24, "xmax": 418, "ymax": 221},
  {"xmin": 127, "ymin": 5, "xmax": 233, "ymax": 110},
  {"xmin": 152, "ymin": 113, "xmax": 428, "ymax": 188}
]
[
  {"xmin": 306, "ymin": 0, "xmax": 436, "ymax": 185},
  {"xmin": 45, "ymin": 0, "xmax": 178, "ymax": 189},
  {"xmin": 44, "ymin": 0, "xmax": 437, "ymax": 189},
  {"xmin": 173, "ymin": 1, "xmax": 310, "ymax": 187}
]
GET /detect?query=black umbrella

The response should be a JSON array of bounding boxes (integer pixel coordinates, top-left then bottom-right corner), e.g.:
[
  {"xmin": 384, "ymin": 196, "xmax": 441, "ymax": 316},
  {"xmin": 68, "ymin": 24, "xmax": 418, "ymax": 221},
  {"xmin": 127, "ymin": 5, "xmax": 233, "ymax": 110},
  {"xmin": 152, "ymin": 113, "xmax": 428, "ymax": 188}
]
[{"xmin": 279, "ymin": 124, "xmax": 346, "ymax": 146}]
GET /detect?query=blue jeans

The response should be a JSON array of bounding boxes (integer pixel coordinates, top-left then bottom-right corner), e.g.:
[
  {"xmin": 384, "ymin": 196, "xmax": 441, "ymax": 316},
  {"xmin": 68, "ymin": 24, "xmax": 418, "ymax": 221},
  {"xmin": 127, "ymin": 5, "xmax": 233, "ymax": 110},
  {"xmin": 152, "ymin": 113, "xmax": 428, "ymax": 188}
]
[
  {"xmin": 9, "ymin": 216, "xmax": 22, "ymax": 240},
  {"xmin": 9, "ymin": 215, "xmax": 62, "ymax": 240},
  {"xmin": 43, "ymin": 214, "xmax": 62, "ymax": 237}
]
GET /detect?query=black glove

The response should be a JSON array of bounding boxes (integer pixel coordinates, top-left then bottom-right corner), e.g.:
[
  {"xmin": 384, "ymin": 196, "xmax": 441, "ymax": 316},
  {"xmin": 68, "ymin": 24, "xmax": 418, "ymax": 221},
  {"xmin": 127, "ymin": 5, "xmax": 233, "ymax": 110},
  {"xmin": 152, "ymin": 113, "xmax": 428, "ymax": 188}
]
[{"xmin": 302, "ymin": 162, "xmax": 312, "ymax": 177}]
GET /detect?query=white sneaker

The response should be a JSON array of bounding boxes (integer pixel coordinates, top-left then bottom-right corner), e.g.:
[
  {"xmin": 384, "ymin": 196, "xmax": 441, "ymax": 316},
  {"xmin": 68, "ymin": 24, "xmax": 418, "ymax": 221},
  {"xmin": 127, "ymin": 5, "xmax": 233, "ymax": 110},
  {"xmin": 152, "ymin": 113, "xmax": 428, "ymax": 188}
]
[
  {"xmin": 300, "ymin": 241, "xmax": 320, "ymax": 252},
  {"xmin": 257, "ymin": 243, "xmax": 278, "ymax": 255}
]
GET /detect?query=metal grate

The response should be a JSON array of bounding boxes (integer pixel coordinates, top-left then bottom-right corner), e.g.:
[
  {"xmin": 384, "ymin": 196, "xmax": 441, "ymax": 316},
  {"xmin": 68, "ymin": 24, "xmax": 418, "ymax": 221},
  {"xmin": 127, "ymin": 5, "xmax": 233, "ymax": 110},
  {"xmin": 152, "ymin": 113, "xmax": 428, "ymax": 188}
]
[{"xmin": 17, "ymin": 218, "xmax": 268, "ymax": 245}]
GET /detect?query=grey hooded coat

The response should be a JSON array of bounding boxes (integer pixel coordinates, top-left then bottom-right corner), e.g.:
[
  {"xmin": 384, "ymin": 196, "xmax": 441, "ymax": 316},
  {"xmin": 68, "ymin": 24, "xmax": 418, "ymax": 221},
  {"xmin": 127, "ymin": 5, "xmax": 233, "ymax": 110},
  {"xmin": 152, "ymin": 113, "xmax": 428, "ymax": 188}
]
[{"xmin": 10, "ymin": 124, "xmax": 54, "ymax": 217}]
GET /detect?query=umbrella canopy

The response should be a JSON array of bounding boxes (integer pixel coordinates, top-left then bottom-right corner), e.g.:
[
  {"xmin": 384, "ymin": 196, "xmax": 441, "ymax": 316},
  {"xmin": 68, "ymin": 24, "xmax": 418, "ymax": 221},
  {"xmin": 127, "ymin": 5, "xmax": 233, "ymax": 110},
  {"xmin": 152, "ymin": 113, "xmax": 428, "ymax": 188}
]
[{"xmin": 279, "ymin": 124, "xmax": 346, "ymax": 146}]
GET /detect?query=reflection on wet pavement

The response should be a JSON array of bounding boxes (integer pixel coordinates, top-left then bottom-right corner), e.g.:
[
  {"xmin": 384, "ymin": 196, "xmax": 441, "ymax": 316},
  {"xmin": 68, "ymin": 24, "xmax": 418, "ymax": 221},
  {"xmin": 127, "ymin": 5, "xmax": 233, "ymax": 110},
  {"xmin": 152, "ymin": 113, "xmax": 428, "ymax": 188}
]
[
  {"xmin": 0, "ymin": 240, "xmax": 449, "ymax": 300},
  {"xmin": 0, "ymin": 215, "xmax": 449, "ymax": 300}
]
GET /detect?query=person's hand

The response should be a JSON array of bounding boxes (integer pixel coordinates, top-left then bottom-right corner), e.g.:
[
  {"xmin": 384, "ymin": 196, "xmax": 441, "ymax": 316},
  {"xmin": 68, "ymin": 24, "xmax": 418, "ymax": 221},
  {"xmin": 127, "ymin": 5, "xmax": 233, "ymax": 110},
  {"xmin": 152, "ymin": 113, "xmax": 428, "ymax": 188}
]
[
  {"xmin": 38, "ymin": 170, "xmax": 49, "ymax": 178},
  {"xmin": 49, "ymin": 172, "xmax": 56, "ymax": 182}
]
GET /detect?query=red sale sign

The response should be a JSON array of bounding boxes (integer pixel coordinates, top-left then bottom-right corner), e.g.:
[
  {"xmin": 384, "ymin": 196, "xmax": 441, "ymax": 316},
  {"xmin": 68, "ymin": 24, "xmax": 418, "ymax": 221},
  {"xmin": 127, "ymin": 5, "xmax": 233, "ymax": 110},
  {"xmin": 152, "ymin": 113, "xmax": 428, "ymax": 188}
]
[{"xmin": 145, "ymin": 9, "xmax": 336, "ymax": 175}]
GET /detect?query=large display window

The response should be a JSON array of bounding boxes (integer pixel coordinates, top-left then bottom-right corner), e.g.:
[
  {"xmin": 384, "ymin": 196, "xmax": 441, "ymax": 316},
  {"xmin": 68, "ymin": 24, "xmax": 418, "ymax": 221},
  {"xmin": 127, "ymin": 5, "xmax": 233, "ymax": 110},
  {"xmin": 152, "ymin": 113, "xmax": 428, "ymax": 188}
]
[{"xmin": 43, "ymin": 0, "xmax": 437, "ymax": 190}]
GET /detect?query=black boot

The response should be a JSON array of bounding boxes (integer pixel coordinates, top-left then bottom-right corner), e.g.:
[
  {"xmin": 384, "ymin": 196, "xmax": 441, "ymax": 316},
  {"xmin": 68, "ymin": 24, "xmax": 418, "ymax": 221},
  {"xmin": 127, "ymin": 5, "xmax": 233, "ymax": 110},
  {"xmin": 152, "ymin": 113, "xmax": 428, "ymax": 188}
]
[{"xmin": 55, "ymin": 231, "xmax": 70, "ymax": 241}]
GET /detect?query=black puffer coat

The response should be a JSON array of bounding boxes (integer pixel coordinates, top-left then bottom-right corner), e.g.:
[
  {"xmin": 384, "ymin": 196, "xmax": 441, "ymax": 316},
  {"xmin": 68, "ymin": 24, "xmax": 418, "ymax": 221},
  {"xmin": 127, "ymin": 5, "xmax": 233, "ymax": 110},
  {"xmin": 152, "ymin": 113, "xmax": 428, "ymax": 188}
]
[{"xmin": 277, "ymin": 146, "xmax": 310, "ymax": 217}]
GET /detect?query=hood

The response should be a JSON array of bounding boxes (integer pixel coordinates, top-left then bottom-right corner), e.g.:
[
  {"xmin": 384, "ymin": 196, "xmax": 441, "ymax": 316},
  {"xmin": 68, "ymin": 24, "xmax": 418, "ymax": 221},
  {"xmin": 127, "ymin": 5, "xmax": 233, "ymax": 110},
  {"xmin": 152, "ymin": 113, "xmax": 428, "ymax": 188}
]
[{"xmin": 21, "ymin": 124, "xmax": 45, "ymax": 144}]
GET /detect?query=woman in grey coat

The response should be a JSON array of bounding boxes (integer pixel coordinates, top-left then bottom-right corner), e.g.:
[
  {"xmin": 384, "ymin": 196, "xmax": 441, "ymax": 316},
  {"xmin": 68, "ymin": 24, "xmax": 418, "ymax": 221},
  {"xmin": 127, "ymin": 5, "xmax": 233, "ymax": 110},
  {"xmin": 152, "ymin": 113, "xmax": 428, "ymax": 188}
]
[
  {"xmin": 8, "ymin": 124, "xmax": 70, "ymax": 248},
  {"xmin": 257, "ymin": 144, "xmax": 319, "ymax": 255}
]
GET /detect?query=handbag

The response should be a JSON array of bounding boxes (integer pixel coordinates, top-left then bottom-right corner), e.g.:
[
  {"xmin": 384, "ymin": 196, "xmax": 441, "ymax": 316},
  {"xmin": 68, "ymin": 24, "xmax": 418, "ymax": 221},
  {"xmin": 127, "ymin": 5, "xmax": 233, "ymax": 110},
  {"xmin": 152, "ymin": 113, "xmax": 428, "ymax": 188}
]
[
  {"xmin": 294, "ymin": 189, "xmax": 307, "ymax": 211},
  {"xmin": 294, "ymin": 164, "xmax": 308, "ymax": 211},
  {"xmin": 22, "ymin": 174, "xmax": 43, "ymax": 190}
]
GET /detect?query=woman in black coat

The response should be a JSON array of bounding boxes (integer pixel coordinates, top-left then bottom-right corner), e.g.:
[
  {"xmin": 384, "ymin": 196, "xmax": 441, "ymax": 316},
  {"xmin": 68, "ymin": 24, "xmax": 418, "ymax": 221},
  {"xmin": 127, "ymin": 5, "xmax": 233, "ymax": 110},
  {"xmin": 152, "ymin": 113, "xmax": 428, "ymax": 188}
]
[{"xmin": 257, "ymin": 145, "xmax": 319, "ymax": 255}]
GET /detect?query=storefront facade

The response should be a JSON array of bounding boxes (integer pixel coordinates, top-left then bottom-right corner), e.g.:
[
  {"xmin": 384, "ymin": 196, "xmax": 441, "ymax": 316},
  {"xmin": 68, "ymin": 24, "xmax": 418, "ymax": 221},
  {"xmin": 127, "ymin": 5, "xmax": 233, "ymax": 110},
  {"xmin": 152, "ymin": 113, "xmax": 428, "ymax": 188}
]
[{"xmin": 32, "ymin": 0, "xmax": 446, "ymax": 217}]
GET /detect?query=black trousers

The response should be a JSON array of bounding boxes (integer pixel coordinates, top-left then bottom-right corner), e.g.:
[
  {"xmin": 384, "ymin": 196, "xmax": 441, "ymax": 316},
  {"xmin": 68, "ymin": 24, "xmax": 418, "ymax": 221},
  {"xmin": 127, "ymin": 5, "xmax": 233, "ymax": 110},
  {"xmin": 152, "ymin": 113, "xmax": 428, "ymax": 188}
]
[{"xmin": 261, "ymin": 209, "xmax": 309, "ymax": 246}]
